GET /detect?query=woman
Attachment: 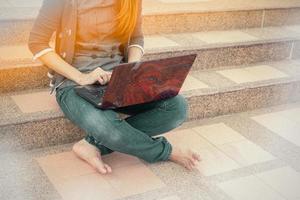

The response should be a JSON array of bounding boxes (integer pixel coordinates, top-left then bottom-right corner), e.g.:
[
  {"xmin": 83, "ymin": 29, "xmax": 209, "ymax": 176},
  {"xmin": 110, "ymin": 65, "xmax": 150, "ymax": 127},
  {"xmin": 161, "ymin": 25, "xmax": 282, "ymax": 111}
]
[{"xmin": 28, "ymin": 0, "xmax": 201, "ymax": 174}]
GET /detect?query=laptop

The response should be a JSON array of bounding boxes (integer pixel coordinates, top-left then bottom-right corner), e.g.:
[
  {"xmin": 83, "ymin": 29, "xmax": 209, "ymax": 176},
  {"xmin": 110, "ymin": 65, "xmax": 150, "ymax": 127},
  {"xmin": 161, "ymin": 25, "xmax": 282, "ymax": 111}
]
[{"xmin": 74, "ymin": 53, "xmax": 197, "ymax": 109}]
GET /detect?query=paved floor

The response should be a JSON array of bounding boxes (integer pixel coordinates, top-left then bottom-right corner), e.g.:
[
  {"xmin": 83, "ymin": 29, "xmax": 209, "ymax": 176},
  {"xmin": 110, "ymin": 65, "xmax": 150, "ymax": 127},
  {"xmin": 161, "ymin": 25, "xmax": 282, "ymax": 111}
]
[{"xmin": 1, "ymin": 101, "xmax": 300, "ymax": 200}]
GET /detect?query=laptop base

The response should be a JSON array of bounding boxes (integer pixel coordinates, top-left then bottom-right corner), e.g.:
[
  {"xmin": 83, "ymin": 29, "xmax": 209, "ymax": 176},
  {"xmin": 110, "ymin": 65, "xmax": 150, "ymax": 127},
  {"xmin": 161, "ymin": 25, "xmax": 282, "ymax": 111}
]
[{"xmin": 74, "ymin": 84, "xmax": 107, "ymax": 108}]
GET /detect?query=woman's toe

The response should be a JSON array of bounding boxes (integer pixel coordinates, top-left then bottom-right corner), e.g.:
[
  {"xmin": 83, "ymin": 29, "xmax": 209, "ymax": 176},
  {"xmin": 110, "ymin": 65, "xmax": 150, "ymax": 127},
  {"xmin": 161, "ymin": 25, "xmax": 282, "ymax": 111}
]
[
  {"xmin": 90, "ymin": 157, "xmax": 107, "ymax": 174},
  {"xmin": 97, "ymin": 165, "xmax": 107, "ymax": 174},
  {"xmin": 189, "ymin": 159, "xmax": 196, "ymax": 168},
  {"xmin": 104, "ymin": 164, "xmax": 112, "ymax": 173},
  {"xmin": 192, "ymin": 152, "xmax": 201, "ymax": 161}
]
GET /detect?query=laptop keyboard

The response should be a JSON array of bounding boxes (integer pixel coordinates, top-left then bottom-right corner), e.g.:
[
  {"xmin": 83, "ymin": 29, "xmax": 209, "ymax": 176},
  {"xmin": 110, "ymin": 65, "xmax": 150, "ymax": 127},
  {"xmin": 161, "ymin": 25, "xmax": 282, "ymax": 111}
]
[{"xmin": 88, "ymin": 86, "xmax": 106, "ymax": 100}]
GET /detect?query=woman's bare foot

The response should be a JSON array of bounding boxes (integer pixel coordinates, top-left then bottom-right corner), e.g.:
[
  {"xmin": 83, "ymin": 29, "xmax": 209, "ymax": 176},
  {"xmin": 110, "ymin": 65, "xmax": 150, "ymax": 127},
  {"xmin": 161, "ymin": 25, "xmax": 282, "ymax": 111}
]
[
  {"xmin": 72, "ymin": 139, "xmax": 112, "ymax": 174},
  {"xmin": 168, "ymin": 146, "xmax": 201, "ymax": 170}
]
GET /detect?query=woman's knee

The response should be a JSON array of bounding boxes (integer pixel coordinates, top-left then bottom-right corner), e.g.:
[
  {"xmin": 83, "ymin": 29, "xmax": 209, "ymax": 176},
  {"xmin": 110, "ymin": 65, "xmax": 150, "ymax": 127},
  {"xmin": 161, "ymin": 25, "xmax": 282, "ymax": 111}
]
[
  {"xmin": 55, "ymin": 87, "xmax": 125, "ymax": 145},
  {"xmin": 79, "ymin": 110, "xmax": 124, "ymax": 144},
  {"xmin": 165, "ymin": 94, "xmax": 188, "ymax": 120}
]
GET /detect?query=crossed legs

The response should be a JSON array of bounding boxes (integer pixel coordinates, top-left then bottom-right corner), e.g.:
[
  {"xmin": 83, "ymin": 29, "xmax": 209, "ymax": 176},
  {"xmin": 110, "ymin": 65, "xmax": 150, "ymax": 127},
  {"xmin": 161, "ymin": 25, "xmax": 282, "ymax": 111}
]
[{"xmin": 56, "ymin": 85, "xmax": 201, "ymax": 173}]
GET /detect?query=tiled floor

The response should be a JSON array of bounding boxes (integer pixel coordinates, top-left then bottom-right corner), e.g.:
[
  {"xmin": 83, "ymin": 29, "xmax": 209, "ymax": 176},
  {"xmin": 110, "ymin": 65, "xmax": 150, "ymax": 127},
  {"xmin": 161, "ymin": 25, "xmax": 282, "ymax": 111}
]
[
  {"xmin": 11, "ymin": 91, "xmax": 60, "ymax": 113},
  {"xmin": 159, "ymin": 196, "xmax": 181, "ymax": 200},
  {"xmin": 37, "ymin": 151, "xmax": 166, "ymax": 200},
  {"xmin": 192, "ymin": 123, "xmax": 246, "ymax": 145},
  {"xmin": 0, "ymin": 45, "xmax": 34, "ymax": 61},
  {"xmin": 216, "ymin": 65, "xmax": 289, "ymax": 83},
  {"xmin": 2, "ymin": 1, "xmax": 300, "ymax": 200},
  {"xmin": 180, "ymin": 75, "xmax": 209, "ymax": 92},
  {"xmin": 252, "ymin": 109, "xmax": 300, "ymax": 147},
  {"xmin": 218, "ymin": 140, "xmax": 276, "ymax": 166},
  {"xmin": 217, "ymin": 175, "xmax": 286, "ymax": 200},
  {"xmin": 144, "ymin": 35, "xmax": 180, "ymax": 50},
  {"xmin": 2, "ymin": 102, "xmax": 300, "ymax": 200},
  {"xmin": 164, "ymin": 128, "xmax": 240, "ymax": 176},
  {"xmin": 218, "ymin": 164, "xmax": 300, "ymax": 200},
  {"xmin": 192, "ymin": 123, "xmax": 276, "ymax": 167},
  {"xmin": 255, "ymin": 166, "xmax": 300, "ymax": 200},
  {"xmin": 33, "ymin": 105, "xmax": 300, "ymax": 199},
  {"xmin": 284, "ymin": 25, "xmax": 300, "ymax": 34},
  {"xmin": 192, "ymin": 31, "xmax": 258, "ymax": 44}
]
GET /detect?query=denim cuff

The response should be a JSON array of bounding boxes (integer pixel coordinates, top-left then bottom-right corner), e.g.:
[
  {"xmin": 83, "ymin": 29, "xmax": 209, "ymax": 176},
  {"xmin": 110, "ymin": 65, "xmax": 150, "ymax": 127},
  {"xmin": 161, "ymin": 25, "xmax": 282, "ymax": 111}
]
[
  {"xmin": 163, "ymin": 138, "xmax": 173, "ymax": 161},
  {"xmin": 84, "ymin": 134, "xmax": 98, "ymax": 146},
  {"xmin": 84, "ymin": 134, "xmax": 114, "ymax": 156},
  {"xmin": 153, "ymin": 136, "xmax": 173, "ymax": 162}
]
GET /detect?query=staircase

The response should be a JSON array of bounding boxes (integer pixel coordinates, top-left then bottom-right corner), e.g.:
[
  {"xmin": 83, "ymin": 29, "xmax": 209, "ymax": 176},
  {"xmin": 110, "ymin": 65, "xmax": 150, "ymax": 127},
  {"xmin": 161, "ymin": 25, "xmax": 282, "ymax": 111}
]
[
  {"xmin": 1, "ymin": 0, "xmax": 300, "ymax": 151},
  {"xmin": 1, "ymin": 0, "xmax": 300, "ymax": 199}
]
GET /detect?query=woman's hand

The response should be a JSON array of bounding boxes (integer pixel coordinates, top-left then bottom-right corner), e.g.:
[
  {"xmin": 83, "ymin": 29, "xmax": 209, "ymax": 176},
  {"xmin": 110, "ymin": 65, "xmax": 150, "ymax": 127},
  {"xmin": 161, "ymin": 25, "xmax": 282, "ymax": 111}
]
[{"xmin": 78, "ymin": 67, "xmax": 112, "ymax": 86}]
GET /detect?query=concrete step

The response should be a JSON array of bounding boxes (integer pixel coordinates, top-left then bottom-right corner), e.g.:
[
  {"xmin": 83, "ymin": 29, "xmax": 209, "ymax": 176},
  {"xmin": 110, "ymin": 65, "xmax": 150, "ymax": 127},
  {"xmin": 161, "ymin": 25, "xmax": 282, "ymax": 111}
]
[
  {"xmin": 2, "ymin": 100, "xmax": 300, "ymax": 200},
  {"xmin": 1, "ymin": 0, "xmax": 300, "ymax": 46},
  {"xmin": 1, "ymin": 26, "xmax": 300, "ymax": 94},
  {"xmin": 1, "ymin": 59, "xmax": 300, "ymax": 151}
]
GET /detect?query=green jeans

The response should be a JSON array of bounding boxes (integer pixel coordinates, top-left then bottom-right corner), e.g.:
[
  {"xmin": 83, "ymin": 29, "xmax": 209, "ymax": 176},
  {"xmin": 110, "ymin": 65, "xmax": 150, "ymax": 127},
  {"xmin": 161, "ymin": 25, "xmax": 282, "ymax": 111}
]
[{"xmin": 55, "ymin": 85, "xmax": 188, "ymax": 163}]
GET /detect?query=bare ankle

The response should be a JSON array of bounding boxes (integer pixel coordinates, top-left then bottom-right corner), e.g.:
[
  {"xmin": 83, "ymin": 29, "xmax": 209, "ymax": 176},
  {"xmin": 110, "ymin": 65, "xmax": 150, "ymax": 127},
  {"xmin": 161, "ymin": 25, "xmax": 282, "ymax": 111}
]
[
  {"xmin": 169, "ymin": 146, "xmax": 182, "ymax": 160},
  {"xmin": 72, "ymin": 139, "xmax": 101, "ymax": 155}
]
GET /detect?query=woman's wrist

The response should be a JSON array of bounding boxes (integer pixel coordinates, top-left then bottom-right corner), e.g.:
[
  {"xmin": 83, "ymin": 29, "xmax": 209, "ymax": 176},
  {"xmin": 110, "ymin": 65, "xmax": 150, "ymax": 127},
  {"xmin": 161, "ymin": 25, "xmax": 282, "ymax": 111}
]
[{"xmin": 74, "ymin": 72, "xmax": 86, "ymax": 85}]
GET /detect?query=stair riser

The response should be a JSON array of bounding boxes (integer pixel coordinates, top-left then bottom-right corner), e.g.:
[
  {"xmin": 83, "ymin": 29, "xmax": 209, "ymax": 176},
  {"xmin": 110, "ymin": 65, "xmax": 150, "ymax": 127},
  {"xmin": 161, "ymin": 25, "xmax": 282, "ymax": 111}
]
[
  {"xmin": 188, "ymin": 81, "xmax": 300, "ymax": 120},
  {"xmin": 0, "ymin": 41, "xmax": 294, "ymax": 94},
  {"xmin": 1, "ymin": 8, "xmax": 300, "ymax": 46},
  {"xmin": 0, "ymin": 65, "xmax": 49, "ymax": 93},
  {"xmin": 263, "ymin": 8, "xmax": 300, "ymax": 27},
  {"xmin": 145, "ymin": 8, "xmax": 300, "ymax": 35},
  {"xmin": 2, "ymin": 80, "xmax": 300, "ymax": 152},
  {"xmin": 145, "ymin": 41, "xmax": 293, "ymax": 70},
  {"xmin": 0, "ymin": 20, "xmax": 33, "ymax": 46}
]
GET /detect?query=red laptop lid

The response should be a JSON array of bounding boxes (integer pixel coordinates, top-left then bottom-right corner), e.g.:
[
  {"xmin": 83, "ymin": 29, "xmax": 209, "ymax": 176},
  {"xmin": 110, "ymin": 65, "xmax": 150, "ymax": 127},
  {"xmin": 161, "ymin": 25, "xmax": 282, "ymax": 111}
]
[{"xmin": 101, "ymin": 54, "xmax": 197, "ymax": 108}]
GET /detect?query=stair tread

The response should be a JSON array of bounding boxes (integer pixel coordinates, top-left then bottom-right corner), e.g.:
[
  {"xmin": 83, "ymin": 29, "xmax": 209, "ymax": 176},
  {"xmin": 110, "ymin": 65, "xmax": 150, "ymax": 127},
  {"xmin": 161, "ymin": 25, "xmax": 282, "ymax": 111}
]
[
  {"xmin": 1, "ymin": 26, "xmax": 300, "ymax": 69},
  {"xmin": 1, "ymin": 0, "xmax": 300, "ymax": 21},
  {"xmin": 1, "ymin": 59, "xmax": 300, "ymax": 127}
]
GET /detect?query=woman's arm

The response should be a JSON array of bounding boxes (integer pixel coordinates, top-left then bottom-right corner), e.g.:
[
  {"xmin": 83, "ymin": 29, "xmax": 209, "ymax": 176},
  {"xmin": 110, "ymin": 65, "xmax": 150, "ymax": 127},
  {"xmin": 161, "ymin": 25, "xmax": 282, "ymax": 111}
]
[
  {"xmin": 36, "ymin": 51, "xmax": 84, "ymax": 84},
  {"xmin": 28, "ymin": 0, "xmax": 63, "ymax": 59},
  {"xmin": 28, "ymin": 0, "xmax": 109, "ymax": 85},
  {"xmin": 37, "ymin": 51, "xmax": 112, "ymax": 85},
  {"xmin": 127, "ymin": 0, "xmax": 144, "ymax": 63},
  {"xmin": 27, "ymin": 0, "xmax": 82, "ymax": 83}
]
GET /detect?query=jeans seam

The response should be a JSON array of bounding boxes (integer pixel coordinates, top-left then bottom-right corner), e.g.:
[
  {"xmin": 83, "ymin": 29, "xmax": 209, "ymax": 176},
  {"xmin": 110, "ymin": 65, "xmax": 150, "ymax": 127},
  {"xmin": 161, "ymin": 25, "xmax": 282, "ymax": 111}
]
[
  {"xmin": 165, "ymin": 140, "xmax": 173, "ymax": 161},
  {"xmin": 62, "ymin": 100, "xmax": 72, "ymax": 115},
  {"xmin": 56, "ymin": 87, "xmax": 80, "ymax": 129}
]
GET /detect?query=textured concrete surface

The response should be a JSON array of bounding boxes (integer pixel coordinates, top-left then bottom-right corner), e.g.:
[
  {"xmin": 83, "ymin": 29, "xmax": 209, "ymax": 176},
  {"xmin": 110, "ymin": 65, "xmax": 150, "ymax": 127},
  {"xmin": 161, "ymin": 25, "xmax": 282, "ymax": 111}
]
[
  {"xmin": 1, "ymin": 59, "xmax": 300, "ymax": 151},
  {"xmin": 1, "ymin": 26, "xmax": 300, "ymax": 93},
  {"xmin": 264, "ymin": 8, "xmax": 300, "ymax": 27},
  {"xmin": 1, "ymin": 102, "xmax": 300, "ymax": 200},
  {"xmin": 1, "ymin": 0, "xmax": 300, "ymax": 46},
  {"xmin": 1, "ymin": 1, "xmax": 300, "ymax": 199}
]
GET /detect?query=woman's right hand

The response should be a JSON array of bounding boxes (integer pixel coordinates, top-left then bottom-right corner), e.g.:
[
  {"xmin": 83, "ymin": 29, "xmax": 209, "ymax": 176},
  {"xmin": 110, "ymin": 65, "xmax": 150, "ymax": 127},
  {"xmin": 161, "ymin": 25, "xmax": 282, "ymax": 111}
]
[{"xmin": 78, "ymin": 67, "xmax": 112, "ymax": 86}]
